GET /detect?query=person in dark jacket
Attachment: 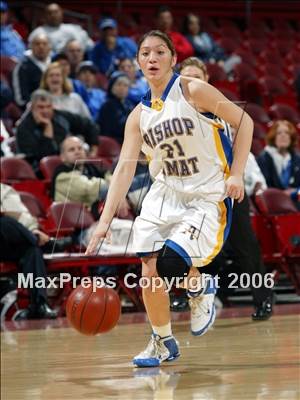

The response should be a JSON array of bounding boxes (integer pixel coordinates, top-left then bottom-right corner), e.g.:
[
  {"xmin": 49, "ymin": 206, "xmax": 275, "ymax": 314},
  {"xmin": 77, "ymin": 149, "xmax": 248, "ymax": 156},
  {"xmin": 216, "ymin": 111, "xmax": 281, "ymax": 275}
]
[
  {"xmin": 16, "ymin": 89, "xmax": 99, "ymax": 173},
  {"xmin": 257, "ymin": 120, "xmax": 300, "ymax": 206},
  {"xmin": 12, "ymin": 33, "xmax": 52, "ymax": 108},
  {"xmin": 97, "ymin": 71, "xmax": 134, "ymax": 144}
]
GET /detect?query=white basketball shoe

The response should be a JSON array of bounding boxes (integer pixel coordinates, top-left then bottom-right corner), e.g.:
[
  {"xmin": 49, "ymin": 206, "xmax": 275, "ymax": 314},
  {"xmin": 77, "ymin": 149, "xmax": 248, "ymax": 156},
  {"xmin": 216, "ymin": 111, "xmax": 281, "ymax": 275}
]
[{"xmin": 188, "ymin": 274, "xmax": 217, "ymax": 336}]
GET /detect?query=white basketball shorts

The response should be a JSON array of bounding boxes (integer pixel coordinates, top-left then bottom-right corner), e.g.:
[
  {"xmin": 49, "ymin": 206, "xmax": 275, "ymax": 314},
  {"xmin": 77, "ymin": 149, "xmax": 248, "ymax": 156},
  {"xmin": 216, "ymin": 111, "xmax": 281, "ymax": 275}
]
[{"xmin": 132, "ymin": 180, "xmax": 232, "ymax": 267}]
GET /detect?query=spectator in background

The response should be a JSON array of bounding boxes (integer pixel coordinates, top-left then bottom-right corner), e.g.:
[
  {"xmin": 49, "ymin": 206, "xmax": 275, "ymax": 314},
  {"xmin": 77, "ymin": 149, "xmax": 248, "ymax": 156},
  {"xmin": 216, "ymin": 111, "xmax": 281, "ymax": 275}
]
[
  {"xmin": 182, "ymin": 13, "xmax": 241, "ymax": 74},
  {"xmin": 118, "ymin": 57, "xmax": 148, "ymax": 105},
  {"xmin": 257, "ymin": 120, "xmax": 300, "ymax": 206},
  {"xmin": 52, "ymin": 52, "xmax": 89, "ymax": 105},
  {"xmin": 97, "ymin": 72, "xmax": 134, "ymax": 144},
  {"xmin": 12, "ymin": 33, "xmax": 52, "ymax": 108},
  {"xmin": 28, "ymin": 3, "xmax": 93, "ymax": 54},
  {"xmin": 77, "ymin": 61, "xmax": 106, "ymax": 121},
  {"xmin": 90, "ymin": 18, "xmax": 137, "ymax": 76},
  {"xmin": 52, "ymin": 136, "xmax": 131, "ymax": 218},
  {"xmin": 0, "ymin": 183, "xmax": 58, "ymax": 320},
  {"xmin": 64, "ymin": 39, "xmax": 85, "ymax": 79},
  {"xmin": 155, "ymin": 6, "xmax": 194, "ymax": 63},
  {"xmin": 53, "ymin": 136, "xmax": 151, "ymax": 219},
  {"xmin": 40, "ymin": 62, "xmax": 91, "ymax": 119},
  {"xmin": 182, "ymin": 14, "xmax": 225, "ymax": 63},
  {"xmin": 16, "ymin": 89, "xmax": 99, "ymax": 173},
  {"xmin": 0, "ymin": 1, "xmax": 26, "ymax": 60}
]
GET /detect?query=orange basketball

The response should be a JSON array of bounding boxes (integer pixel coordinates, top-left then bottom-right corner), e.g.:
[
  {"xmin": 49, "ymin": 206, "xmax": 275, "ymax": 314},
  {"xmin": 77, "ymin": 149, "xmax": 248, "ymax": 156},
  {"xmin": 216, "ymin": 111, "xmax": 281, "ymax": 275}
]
[{"xmin": 66, "ymin": 284, "xmax": 121, "ymax": 335}]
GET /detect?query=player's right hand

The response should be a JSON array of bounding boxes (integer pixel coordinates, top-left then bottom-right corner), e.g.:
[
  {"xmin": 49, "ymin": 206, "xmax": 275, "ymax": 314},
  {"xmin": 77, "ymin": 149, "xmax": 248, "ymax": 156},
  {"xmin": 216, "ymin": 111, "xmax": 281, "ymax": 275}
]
[{"xmin": 85, "ymin": 222, "xmax": 112, "ymax": 255}]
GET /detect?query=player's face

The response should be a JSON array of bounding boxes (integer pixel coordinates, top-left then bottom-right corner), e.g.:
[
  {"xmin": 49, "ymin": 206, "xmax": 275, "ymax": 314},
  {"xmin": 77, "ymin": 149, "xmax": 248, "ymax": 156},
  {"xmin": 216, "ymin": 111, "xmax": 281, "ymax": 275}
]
[
  {"xmin": 274, "ymin": 123, "xmax": 292, "ymax": 150},
  {"xmin": 180, "ymin": 65, "xmax": 208, "ymax": 82},
  {"xmin": 138, "ymin": 37, "xmax": 176, "ymax": 81}
]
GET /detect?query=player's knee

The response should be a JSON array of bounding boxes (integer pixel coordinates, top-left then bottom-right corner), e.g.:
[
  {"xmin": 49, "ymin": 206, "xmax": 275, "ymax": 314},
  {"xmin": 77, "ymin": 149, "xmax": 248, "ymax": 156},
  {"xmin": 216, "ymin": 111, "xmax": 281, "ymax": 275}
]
[{"xmin": 156, "ymin": 245, "xmax": 190, "ymax": 281}]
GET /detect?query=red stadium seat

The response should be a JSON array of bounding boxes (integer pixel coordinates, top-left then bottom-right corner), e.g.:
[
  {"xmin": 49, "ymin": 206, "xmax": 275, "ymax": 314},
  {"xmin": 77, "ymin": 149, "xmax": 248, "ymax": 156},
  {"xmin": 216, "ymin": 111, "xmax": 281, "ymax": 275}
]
[
  {"xmin": 219, "ymin": 24, "xmax": 241, "ymax": 39},
  {"xmin": 268, "ymin": 103, "xmax": 300, "ymax": 125},
  {"xmin": 0, "ymin": 157, "xmax": 37, "ymax": 182},
  {"xmin": 257, "ymin": 63, "xmax": 284, "ymax": 78},
  {"xmin": 259, "ymin": 50, "xmax": 284, "ymax": 67},
  {"xmin": 253, "ymin": 122, "xmax": 266, "ymax": 140},
  {"xmin": 233, "ymin": 63, "xmax": 257, "ymax": 82},
  {"xmin": 206, "ymin": 63, "xmax": 227, "ymax": 83},
  {"xmin": 245, "ymin": 24, "xmax": 269, "ymax": 39},
  {"xmin": 271, "ymin": 38, "xmax": 295, "ymax": 56},
  {"xmin": 0, "ymin": 157, "xmax": 51, "ymax": 209},
  {"xmin": 217, "ymin": 37, "xmax": 240, "ymax": 54},
  {"xmin": 272, "ymin": 19, "xmax": 294, "ymax": 34},
  {"xmin": 97, "ymin": 136, "xmax": 121, "ymax": 166},
  {"xmin": 245, "ymin": 38, "xmax": 268, "ymax": 55},
  {"xmin": 48, "ymin": 202, "xmax": 95, "ymax": 236},
  {"xmin": 39, "ymin": 155, "xmax": 62, "ymax": 184},
  {"xmin": 235, "ymin": 48, "xmax": 256, "ymax": 67},
  {"xmin": 285, "ymin": 51, "xmax": 300, "ymax": 65},
  {"xmin": 255, "ymin": 188, "xmax": 298, "ymax": 216},
  {"xmin": 244, "ymin": 103, "xmax": 271, "ymax": 125},
  {"xmin": 0, "ymin": 56, "xmax": 17, "ymax": 83},
  {"xmin": 254, "ymin": 189, "xmax": 300, "ymax": 293},
  {"xmin": 251, "ymin": 137, "xmax": 264, "ymax": 157},
  {"xmin": 19, "ymin": 191, "xmax": 47, "ymax": 219},
  {"xmin": 259, "ymin": 77, "xmax": 287, "ymax": 103}
]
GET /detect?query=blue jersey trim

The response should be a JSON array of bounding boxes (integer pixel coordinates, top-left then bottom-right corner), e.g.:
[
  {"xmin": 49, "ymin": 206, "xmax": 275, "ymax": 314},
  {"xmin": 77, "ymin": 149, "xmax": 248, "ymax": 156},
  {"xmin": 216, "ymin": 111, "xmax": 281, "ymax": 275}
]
[
  {"xmin": 141, "ymin": 73, "xmax": 179, "ymax": 109},
  {"xmin": 165, "ymin": 239, "xmax": 192, "ymax": 267}
]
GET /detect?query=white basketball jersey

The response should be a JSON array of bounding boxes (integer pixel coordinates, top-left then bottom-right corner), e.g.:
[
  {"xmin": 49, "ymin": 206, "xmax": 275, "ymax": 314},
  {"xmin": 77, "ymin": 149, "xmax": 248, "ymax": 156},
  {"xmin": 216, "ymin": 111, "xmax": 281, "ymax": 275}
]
[{"xmin": 140, "ymin": 73, "xmax": 233, "ymax": 201}]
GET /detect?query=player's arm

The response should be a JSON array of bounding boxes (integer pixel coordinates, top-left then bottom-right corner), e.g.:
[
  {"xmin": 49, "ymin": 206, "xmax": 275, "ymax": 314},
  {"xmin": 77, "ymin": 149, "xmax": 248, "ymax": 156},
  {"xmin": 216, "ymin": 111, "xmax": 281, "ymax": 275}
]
[
  {"xmin": 189, "ymin": 79, "xmax": 254, "ymax": 202},
  {"xmin": 85, "ymin": 105, "xmax": 143, "ymax": 255}
]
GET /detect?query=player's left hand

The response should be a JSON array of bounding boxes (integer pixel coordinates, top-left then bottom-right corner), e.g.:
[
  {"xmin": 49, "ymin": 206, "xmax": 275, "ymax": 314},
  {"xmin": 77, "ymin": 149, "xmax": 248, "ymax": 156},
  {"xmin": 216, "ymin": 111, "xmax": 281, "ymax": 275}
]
[{"xmin": 225, "ymin": 175, "xmax": 244, "ymax": 203}]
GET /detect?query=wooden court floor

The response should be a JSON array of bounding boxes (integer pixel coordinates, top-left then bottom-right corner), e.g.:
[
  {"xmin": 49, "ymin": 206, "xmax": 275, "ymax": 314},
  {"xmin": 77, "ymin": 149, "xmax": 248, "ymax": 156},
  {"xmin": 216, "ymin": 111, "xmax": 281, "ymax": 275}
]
[{"xmin": 1, "ymin": 313, "xmax": 300, "ymax": 400}]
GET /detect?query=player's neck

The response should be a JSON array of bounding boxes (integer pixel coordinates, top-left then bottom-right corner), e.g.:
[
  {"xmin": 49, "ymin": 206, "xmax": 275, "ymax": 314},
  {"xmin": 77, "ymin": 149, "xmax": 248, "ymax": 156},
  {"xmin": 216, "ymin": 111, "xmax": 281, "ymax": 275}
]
[{"xmin": 149, "ymin": 71, "xmax": 174, "ymax": 99}]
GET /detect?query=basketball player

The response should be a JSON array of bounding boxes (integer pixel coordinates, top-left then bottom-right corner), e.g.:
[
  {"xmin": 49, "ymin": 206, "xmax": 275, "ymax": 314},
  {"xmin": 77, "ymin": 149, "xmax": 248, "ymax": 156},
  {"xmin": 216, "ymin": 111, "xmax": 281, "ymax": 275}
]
[{"xmin": 86, "ymin": 31, "xmax": 253, "ymax": 367}]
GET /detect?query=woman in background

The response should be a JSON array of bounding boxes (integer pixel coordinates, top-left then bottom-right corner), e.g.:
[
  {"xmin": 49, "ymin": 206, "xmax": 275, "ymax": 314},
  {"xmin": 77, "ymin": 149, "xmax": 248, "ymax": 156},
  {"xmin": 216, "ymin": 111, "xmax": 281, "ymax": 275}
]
[
  {"xmin": 257, "ymin": 120, "xmax": 300, "ymax": 205},
  {"xmin": 40, "ymin": 62, "xmax": 91, "ymax": 119}
]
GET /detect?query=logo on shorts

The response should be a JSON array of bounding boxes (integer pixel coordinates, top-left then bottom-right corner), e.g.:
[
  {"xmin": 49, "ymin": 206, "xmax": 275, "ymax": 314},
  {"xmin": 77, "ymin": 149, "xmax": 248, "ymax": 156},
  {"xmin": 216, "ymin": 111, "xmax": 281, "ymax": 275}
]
[{"xmin": 182, "ymin": 225, "xmax": 201, "ymax": 240}]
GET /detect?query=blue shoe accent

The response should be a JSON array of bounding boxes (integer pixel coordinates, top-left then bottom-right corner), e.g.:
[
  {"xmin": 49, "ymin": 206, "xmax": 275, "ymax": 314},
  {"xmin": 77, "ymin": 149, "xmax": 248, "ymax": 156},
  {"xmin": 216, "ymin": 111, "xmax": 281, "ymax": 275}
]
[
  {"xmin": 133, "ymin": 358, "xmax": 161, "ymax": 367},
  {"xmin": 191, "ymin": 304, "xmax": 216, "ymax": 336},
  {"xmin": 133, "ymin": 335, "xmax": 180, "ymax": 368},
  {"xmin": 163, "ymin": 337, "xmax": 180, "ymax": 361}
]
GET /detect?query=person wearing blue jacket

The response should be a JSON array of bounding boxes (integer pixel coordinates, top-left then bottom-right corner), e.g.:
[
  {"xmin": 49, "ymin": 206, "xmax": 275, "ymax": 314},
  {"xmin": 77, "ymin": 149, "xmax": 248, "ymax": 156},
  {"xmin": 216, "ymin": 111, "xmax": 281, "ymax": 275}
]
[
  {"xmin": 90, "ymin": 18, "xmax": 137, "ymax": 76},
  {"xmin": 0, "ymin": 1, "xmax": 26, "ymax": 60}
]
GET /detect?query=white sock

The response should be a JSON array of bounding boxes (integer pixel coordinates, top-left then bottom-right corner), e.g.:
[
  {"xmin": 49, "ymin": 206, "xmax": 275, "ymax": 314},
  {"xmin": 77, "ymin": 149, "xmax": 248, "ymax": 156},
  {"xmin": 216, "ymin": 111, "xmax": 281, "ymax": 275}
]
[{"xmin": 152, "ymin": 322, "xmax": 172, "ymax": 338}]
